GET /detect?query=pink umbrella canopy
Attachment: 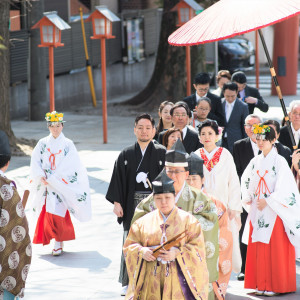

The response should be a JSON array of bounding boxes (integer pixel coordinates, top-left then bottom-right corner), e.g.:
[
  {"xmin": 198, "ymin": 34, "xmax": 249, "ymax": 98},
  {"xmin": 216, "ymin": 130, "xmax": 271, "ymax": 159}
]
[{"xmin": 168, "ymin": 0, "xmax": 300, "ymax": 46}]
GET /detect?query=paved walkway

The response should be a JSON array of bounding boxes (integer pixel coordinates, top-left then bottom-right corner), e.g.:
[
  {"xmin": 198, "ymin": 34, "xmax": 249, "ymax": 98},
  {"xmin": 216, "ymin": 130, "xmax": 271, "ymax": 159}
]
[{"xmin": 6, "ymin": 93, "xmax": 300, "ymax": 299}]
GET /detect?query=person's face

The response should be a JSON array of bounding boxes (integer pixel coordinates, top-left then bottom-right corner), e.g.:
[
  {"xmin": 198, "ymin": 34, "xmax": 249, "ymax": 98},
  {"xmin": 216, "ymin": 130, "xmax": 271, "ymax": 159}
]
[
  {"xmin": 154, "ymin": 193, "xmax": 175, "ymax": 215},
  {"xmin": 171, "ymin": 107, "xmax": 189, "ymax": 130},
  {"xmin": 244, "ymin": 117, "xmax": 260, "ymax": 141},
  {"xmin": 134, "ymin": 119, "xmax": 155, "ymax": 143},
  {"xmin": 49, "ymin": 123, "xmax": 63, "ymax": 138},
  {"xmin": 159, "ymin": 105, "xmax": 173, "ymax": 124},
  {"xmin": 233, "ymin": 81, "xmax": 246, "ymax": 92},
  {"xmin": 224, "ymin": 89, "xmax": 238, "ymax": 104},
  {"xmin": 165, "ymin": 166, "xmax": 189, "ymax": 192},
  {"xmin": 167, "ymin": 131, "xmax": 182, "ymax": 150},
  {"xmin": 199, "ymin": 126, "xmax": 218, "ymax": 148},
  {"xmin": 256, "ymin": 137, "xmax": 275, "ymax": 153},
  {"xmin": 186, "ymin": 174, "xmax": 204, "ymax": 190},
  {"xmin": 218, "ymin": 77, "xmax": 230, "ymax": 89},
  {"xmin": 196, "ymin": 101, "xmax": 211, "ymax": 120},
  {"xmin": 290, "ymin": 105, "xmax": 300, "ymax": 129},
  {"xmin": 194, "ymin": 83, "xmax": 209, "ymax": 97}
]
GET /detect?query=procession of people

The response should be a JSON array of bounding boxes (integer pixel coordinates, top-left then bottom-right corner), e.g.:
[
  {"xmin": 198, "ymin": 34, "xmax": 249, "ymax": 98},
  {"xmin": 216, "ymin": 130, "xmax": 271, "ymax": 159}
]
[{"xmin": 1, "ymin": 70, "xmax": 300, "ymax": 300}]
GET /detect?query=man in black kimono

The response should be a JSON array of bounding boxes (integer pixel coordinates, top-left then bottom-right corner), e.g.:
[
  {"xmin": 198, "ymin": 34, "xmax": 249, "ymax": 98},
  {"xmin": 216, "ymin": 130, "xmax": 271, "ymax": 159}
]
[{"xmin": 105, "ymin": 113, "xmax": 166, "ymax": 295}]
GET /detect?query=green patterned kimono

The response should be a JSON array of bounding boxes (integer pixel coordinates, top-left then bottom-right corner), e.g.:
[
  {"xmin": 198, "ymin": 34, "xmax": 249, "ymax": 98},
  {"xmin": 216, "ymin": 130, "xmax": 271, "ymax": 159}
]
[{"xmin": 131, "ymin": 182, "xmax": 219, "ymax": 299}]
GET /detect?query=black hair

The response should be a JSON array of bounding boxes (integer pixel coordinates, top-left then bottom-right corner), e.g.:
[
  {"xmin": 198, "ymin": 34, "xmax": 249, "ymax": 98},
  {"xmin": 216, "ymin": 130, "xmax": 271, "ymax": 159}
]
[
  {"xmin": 194, "ymin": 72, "xmax": 210, "ymax": 85},
  {"xmin": 263, "ymin": 120, "xmax": 280, "ymax": 135},
  {"xmin": 0, "ymin": 155, "xmax": 11, "ymax": 169},
  {"xmin": 216, "ymin": 70, "xmax": 231, "ymax": 83},
  {"xmin": 260, "ymin": 122, "xmax": 276, "ymax": 142},
  {"xmin": 157, "ymin": 101, "xmax": 174, "ymax": 134},
  {"xmin": 47, "ymin": 122, "xmax": 64, "ymax": 127},
  {"xmin": 231, "ymin": 71, "xmax": 247, "ymax": 84},
  {"xmin": 222, "ymin": 82, "xmax": 238, "ymax": 93},
  {"xmin": 135, "ymin": 113, "xmax": 155, "ymax": 128},
  {"xmin": 162, "ymin": 128, "xmax": 183, "ymax": 148},
  {"xmin": 196, "ymin": 96, "xmax": 211, "ymax": 108},
  {"xmin": 198, "ymin": 120, "xmax": 219, "ymax": 135},
  {"xmin": 170, "ymin": 102, "xmax": 191, "ymax": 118}
]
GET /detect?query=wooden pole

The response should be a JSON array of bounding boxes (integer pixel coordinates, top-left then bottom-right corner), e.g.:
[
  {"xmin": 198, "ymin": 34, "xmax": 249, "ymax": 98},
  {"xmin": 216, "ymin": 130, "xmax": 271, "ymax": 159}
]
[
  {"xmin": 101, "ymin": 38, "xmax": 108, "ymax": 144},
  {"xmin": 186, "ymin": 45, "xmax": 191, "ymax": 96},
  {"xmin": 49, "ymin": 45, "xmax": 55, "ymax": 112},
  {"xmin": 79, "ymin": 7, "xmax": 97, "ymax": 107},
  {"xmin": 255, "ymin": 30, "xmax": 259, "ymax": 89}
]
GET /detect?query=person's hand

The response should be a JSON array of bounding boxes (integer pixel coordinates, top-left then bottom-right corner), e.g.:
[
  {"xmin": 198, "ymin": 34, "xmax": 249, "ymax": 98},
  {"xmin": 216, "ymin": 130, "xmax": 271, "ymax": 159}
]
[
  {"xmin": 244, "ymin": 96, "xmax": 258, "ymax": 104},
  {"xmin": 158, "ymin": 247, "xmax": 180, "ymax": 262},
  {"xmin": 235, "ymin": 215, "xmax": 242, "ymax": 231},
  {"xmin": 256, "ymin": 198, "xmax": 267, "ymax": 211},
  {"xmin": 292, "ymin": 149, "xmax": 300, "ymax": 171},
  {"xmin": 141, "ymin": 247, "xmax": 156, "ymax": 262},
  {"xmin": 113, "ymin": 202, "xmax": 123, "ymax": 217},
  {"xmin": 41, "ymin": 177, "xmax": 48, "ymax": 186},
  {"xmin": 227, "ymin": 208, "xmax": 237, "ymax": 220}
]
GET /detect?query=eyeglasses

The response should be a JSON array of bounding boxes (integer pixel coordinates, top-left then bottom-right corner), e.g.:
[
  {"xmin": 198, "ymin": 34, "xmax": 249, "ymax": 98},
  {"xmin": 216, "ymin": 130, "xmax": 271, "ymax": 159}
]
[
  {"xmin": 197, "ymin": 88, "xmax": 209, "ymax": 92},
  {"xmin": 166, "ymin": 170, "xmax": 186, "ymax": 175},
  {"xmin": 292, "ymin": 112, "xmax": 300, "ymax": 117},
  {"xmin": 244, "ymin": 124, "xmax": 253, "ymax": 128},
  {"xmin": 173, "ymin": 114, "xmax": 188, "ymax": 118},
  {"xmin": 198, "ymin": 108, "xmax": 209, "ymax": 112}
]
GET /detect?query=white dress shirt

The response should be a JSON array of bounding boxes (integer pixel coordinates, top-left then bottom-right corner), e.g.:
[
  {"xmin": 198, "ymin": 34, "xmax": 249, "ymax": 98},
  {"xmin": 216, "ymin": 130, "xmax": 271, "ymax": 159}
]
[
  {"xmin": 291, "ymin": 124, "xmax": 300, "ymax": 146},
  {"xmin": 250, "ymin": 139, "xmax": 260, "ymax": 156}
]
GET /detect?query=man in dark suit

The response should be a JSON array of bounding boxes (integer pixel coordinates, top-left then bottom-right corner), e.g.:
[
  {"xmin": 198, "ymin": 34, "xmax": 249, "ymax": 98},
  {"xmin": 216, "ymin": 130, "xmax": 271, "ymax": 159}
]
[
  {"xmin": 279, "ymin": 100, "xmax": 300, "ymax": 153},
  {"xmin": 158, "ymin": 102, "xmax": 201, "ymax": 154},
  {"xmin": 183, "ymin": 72, "xmax": 225, "ymax": 126},
  {"xmin": 222, "ymin": 82, "xmax": 249, "ymax": 154},
  {"xmin": 232, "ymin": 114, "xmax": 262, "ymax": 281},
  {"xmin": 232, "ymin": 71, "xmax": 269, "ymax": 114}
]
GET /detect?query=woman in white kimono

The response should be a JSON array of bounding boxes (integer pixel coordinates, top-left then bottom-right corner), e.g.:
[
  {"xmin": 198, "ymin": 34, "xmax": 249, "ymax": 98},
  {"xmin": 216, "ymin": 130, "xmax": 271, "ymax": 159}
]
[
  {"xmin": 29, "ymin": 111, "xmax": 91, "ymax": 255},
  {"xmin": 241, "ymin": 123, "xmax": 300, "ymax": 296},
  {"xmin": 194, "ymin": 120, "xmax": 242, "ymax": 273}
]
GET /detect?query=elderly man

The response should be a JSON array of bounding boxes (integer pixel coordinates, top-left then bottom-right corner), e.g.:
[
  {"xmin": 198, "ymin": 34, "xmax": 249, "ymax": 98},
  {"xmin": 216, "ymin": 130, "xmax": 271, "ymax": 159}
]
[
  {"xmin": 158, "ymin": 102, "xmax": 201, "ymax": 154},
  {"xmin": 132, "ymin": 139, "xmax": 219, "ymax": 300},
  {"xmin": 232, "ymin": 114, "xmax": 262, "ymax": 281},
  {"xmin": 232, "ymin": 71, "xmax": 269, "ymax": 114},
  {"xmin": 279, "ymin": 100, "xmax": 300, "ymax": 152}
]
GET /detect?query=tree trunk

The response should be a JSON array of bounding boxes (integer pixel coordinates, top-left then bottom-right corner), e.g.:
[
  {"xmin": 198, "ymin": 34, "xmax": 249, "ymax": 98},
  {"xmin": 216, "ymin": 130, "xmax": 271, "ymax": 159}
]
[
  {"xmin": 125, "ymin": 0, "xmax": 186, "ymax": 108},
  {"xmin": 0, "ymin": 1, "xmax": 16, "ymax": 145}
]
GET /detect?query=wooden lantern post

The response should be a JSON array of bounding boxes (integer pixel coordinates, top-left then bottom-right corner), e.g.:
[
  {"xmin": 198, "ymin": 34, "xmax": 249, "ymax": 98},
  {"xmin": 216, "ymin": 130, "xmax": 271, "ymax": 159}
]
[
  {"xmin": 32, "ymin": 12, "xmax": 71, "ymax": 112},
  {"xmin": 86, "ymin": 6, "xmax": 120, "ymax": 144},
  {"xmin": 172, "ymin": 0, "xmax": 203, "ymax": 96}
]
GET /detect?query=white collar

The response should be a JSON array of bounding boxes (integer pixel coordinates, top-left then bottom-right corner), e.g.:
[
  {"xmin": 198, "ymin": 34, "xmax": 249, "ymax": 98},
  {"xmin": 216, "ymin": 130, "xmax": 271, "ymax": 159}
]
[
  {"xmin": 140, "ymin": 143, "xmax": 149, "ymax": 156},
  {"xmin": 182, "ymin": 126, "xmax": 188, "ymax": 139},
  {"xmin": 226, "ymin": 99, "xmax": 236, "ymax": 107},
  {"xmin": 160, "ymin": 207, "xmax": 175, "ymax": 223},
  {"xmin": 0, "ymin": 170, "xmax": 6, "ymax": 178},
  {"xmin": 203, "ymin": 147, "xmax": 219, "ymax": 160},
  {"xmin": 291, "ymin": 124, "xmax": 300, "ymax": 135},
  {"xmin": 195, "ymin": 92, "xmax": 207, "ymax": 101},
  {"xmin": 175, "ymin": 182, "xmax": 186, "ymax": 203}
]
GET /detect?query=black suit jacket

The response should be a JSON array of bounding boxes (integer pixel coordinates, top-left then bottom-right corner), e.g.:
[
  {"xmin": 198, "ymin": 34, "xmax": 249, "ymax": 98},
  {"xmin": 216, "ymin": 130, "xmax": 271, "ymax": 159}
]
[
  {"xmin": 278, "ymin": 125, "xmax": 300, "ymax": 153},
  {"xmin": 222, "ymin": 99, "xmax": 248, "ymax": 154},
  {"xmin": 183, "ymin": 92, "xmax": 225, "ymax": 127},
  {"xmin": 233, "ymin": 137, "xmax": 254, "ymax": 180},
  {"xmin": 275, "ymin": 142, "xmax": 292, "ymax": 167},
  {"xmin": 242, "ymin": 85, "xmax": 269, "ymax": 114},
  {"xmin": 158, "ymin": 127, "xmax": 202, "ymax": 154}
]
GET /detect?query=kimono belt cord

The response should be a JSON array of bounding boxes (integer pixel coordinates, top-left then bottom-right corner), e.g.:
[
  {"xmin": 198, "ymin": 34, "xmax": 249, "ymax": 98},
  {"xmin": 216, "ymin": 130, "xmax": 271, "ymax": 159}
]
[
  {"xmin": 255, "ymin": 170, "xmax": 271, "ymax": 199},
  {"xmin": 47, "ymin": 148, "xmax": 62, "ymax": 170}
]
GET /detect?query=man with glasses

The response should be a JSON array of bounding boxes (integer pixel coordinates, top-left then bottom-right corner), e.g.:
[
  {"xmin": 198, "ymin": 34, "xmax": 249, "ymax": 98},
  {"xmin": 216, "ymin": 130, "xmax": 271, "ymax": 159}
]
[
  {"xmin": 158, "ymin": 102, "xmax": 201, "ymax": 154},
  {"xmin": 232, "ymin": 114, "xmax": 262, "ymax": 281},
  {"xmin": 106, "ymin": 113, "xmax": 166, "ymax": 295},
  {"xmin": 183, "ymin": 72, "xmax": 225, "ymax": 126},
  {"xmin": 131, "ymin": 139, "xmax": 219, "ymax": 300},
  {"xmin": 232, "ymin": 71, "xmax": 269, "ymax": 114}
]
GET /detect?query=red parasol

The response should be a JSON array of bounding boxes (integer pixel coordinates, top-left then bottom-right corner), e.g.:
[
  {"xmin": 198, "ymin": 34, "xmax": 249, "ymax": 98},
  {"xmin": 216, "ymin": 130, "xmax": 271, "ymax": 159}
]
[{"xmin": 168, "ymin": 0, "xmax": 300, "ymax": 149}]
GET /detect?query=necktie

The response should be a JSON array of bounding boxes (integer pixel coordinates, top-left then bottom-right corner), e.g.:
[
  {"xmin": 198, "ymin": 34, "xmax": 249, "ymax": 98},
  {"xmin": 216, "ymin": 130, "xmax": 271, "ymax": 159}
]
[{"xmin": 226, "ymin": 103, "xmax": 232, "ymax": 122}]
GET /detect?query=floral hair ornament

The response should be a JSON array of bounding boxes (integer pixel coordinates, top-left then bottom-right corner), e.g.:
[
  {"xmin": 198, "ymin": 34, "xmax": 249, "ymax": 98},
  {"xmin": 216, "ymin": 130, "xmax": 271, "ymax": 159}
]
[
  {"xmin": 45, "ymin": 111, "xmax": 65, "ymax": 124},
  {"xmin": 252, "ymin": 124, "xmax": 270, "ymax": 140},
  {"xmin": 216, "ymin": 126, "xmax": 223, "ymax": 142}
]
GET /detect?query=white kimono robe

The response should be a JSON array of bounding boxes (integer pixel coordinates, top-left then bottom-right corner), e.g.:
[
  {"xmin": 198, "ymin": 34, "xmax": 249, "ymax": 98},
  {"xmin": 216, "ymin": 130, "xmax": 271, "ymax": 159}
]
[
  {"xmin": 29, "ymin": 132, "xmax": 91, "ymax": 222},
  {"xmin": 241, "ymin": 147, "xmax": 300, "ymax": 256}
]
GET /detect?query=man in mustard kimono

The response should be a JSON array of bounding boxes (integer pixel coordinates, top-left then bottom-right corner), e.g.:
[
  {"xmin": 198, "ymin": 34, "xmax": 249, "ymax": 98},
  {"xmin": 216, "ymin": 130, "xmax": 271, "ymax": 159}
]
[
  {"xmin": 131, "ymin": 139, "xmax": 219, "ymax": 299},
  {"xmin": 124, "ymin": 170, "xmax": 209, "ymax": 299}
]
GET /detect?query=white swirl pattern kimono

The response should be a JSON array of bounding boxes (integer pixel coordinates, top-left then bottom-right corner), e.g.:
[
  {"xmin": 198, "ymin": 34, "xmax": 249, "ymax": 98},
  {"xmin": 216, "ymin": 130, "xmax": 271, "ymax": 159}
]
[{"xmin": 29, "ymin": 133, "xmax": 91, "ymax": 222}]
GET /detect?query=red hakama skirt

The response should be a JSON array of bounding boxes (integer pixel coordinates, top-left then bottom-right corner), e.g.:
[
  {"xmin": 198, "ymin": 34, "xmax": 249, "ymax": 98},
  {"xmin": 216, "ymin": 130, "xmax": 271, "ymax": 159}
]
[
  {"xmin": 245, "ymin": 216, "xmax": 296, "ymax": 293},
  {"xmin": 33, "ymin": 205, "xmax": 75, "ymax": 245}
]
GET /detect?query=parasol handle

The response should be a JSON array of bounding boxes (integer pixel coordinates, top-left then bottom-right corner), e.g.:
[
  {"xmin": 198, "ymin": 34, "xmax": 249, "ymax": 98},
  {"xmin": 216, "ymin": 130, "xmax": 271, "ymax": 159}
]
[{"xmin": 258, "ymin": 29, "xmax": 298, "ymax": 157}]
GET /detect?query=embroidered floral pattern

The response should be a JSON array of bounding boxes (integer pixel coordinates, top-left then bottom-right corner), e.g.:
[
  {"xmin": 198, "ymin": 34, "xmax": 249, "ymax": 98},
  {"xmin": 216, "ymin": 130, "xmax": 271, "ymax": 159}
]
[
  {"xmin": 286, "ymin": 193, "xmax": 296, "ymax": 206},
  {"xmin": 69, "ymin": 172, "xmax": 78, "ymax": 183},
  {"xmin": 199, "ymin": 147, "xmax": 223, "ymax": 172},
  {"xmin": 245, "ymin": 178, "xmax": 250, "ymax": 189},
  {"xmin": 77, "ymin": 192, "xmax": 87, "ymax": 202},
  {"xmin": 40, "ymin": 143, "xmax": 46, "ymax": 155},
  {"xmin": 64, "ymin": 147, "xmax": 69, "ymax": 157},
  {"xmin": 258, "ymin": 216, "xmax": 269, "ymax": 229},
  {"xmin": 272, "ymin": 166, "xmax": 276, "ymax": 177},
  {"xmin": 52, "ymin": 192, "xmax": 62, "ymax": 203}
]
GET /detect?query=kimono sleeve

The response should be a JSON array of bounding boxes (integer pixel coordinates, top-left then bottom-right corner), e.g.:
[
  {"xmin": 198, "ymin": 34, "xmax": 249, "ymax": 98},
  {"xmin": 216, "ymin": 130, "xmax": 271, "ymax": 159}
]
[
  {"xmin": 30, "ymin": 140, "xmax": 46, "ymax": 180},
  {"xmin": 227, "ymin": 153, "xmax": 242, "ymax": 212},
  {"xmin": 241, "ymin": 159, "xmax": 255, "ymax": 212}
]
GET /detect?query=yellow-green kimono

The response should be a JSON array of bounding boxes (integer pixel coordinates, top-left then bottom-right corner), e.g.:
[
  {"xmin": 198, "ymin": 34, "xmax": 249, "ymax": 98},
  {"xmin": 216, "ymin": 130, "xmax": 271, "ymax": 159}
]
[
  {"xmin": 124, "ymin": 206, "xmax": 209, "ymax": 300},
  {"xmin": 131, "ymin": 182, "xmax": 219, "ymax": 299}
]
